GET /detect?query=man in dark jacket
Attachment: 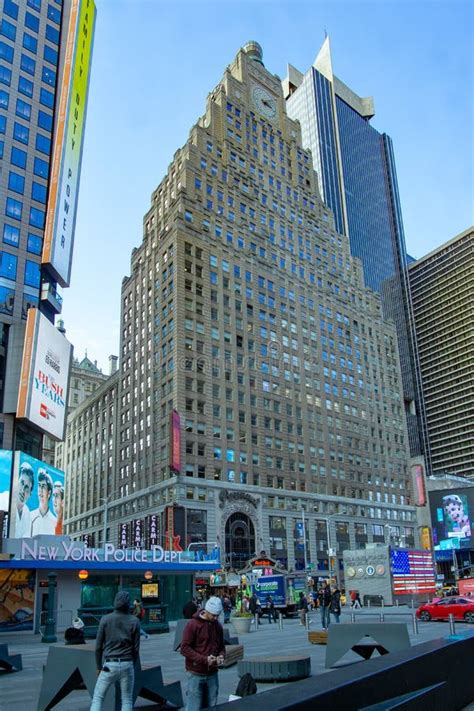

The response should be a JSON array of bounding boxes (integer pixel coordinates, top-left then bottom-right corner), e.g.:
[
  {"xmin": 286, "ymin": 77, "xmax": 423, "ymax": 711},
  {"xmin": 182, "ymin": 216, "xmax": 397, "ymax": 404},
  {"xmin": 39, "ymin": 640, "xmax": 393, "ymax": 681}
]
[
  {"xmin": 90, "ymin": 590, "xmax": 140, "ymax": 711},
  {"xmin": 248, "ymin": 592, "xmax": 261, "ymax": 624},
  {"xmin": 181, "ymin": 596, "xmax": 225, "ymax": 710},
  {"xmin": 318, "ymin": 582, "xmax": 332, "ymax": 630}
]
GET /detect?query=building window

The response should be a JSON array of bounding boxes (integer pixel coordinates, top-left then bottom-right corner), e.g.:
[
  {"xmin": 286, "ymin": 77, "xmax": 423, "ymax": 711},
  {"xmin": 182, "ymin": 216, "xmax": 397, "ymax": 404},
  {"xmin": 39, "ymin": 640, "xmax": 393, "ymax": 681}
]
[
  {"xmin": 20, "ymin": 53, "xmax": 36, "ymax": 75},
  {"xmin": 13, "ymin": 121, "xmax": 29, "ymax": 144},
  {"xmin": 35, "ymin": 132, "xmax": 50, "ymax": 154},
  {"xmin": 11, "ymin": 146, "xmax": 27, "ymax": 168},
  {"xmin": 24, "ymin": 259, "xmax": 40, "ymax": 288},
  {"xmin": 29, "ymin": 206, "xmax": 44, "ymax": 229},
  {"xmin": 18, "ymin": 76, "xmax": 34, "ymax": 98},
  {"xmin": 5, "ymin": 197, "xmax": 22, "ymax": 220},
  {"xmin": 8, "ymin": 171, "xmax": 24, "ymax": 194},
  {"xmin": 0, "ymin": 251, "xmax": 17, "ymax": 280},
  {"xmin": 16, "ymin": 99, "xmax": 31, "ymax": 120},
  {"xmin": 27, "ymin": 232, "xmax": 42, "ymax": 254},
  {"xmin": 39, "ymin": 87, "xmax": 54, "ymax": 108},
  {"xmin": 3, "ymin": 224, "xmax": 19, "ymax": 247},
  {"xmin": 33, "ymin": 156, "xmax": 48, "ymax": 178},
  {"xmin": 23, "ymin": 32, "xmax": 38, "ymax": 54},
  {"xmin": 31, "ymin": 181, "xmax": 46, "ymax": 203}
]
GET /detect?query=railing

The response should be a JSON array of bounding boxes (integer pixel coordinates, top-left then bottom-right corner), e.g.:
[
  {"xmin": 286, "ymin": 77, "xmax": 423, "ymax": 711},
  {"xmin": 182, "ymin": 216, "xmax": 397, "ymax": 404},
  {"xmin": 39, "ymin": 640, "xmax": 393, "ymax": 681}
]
[{"xmin": 40, "ymin": 609, "xmax": 73, "ymax": 633}]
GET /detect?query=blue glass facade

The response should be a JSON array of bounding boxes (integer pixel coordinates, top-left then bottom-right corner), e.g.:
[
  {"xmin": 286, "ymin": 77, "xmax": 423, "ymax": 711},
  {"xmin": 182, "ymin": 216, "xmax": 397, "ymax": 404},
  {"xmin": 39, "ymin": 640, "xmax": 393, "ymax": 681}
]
[
  {"xmin": 285, "ymin": 55, "xmax": 430, "ymax": 464},
  {"xmin": 336, "ymin": 96, "xmax": 397, "ymax": 293},
  {"xmin": 313, "ymin": 71, "xmax": 344, "ymax": 235}
]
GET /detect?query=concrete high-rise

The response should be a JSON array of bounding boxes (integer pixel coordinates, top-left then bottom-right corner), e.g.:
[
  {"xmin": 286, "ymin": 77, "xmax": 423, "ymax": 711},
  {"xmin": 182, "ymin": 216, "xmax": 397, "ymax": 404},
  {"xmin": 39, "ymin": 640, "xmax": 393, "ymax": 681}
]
[
  {"xmin": 0, "ymin": 0, "xmax": 95, "ymax": 455},
  {"xmin": 409, "ymin": 227, "xmax": 474, "ymax": 478},
  {"xmin": 64, "ymin": 42, "xmax": 420, "ymax": 574},
  {"xmin": 283, "ymin": 39, "xmax": 429, "ymax": 466}
]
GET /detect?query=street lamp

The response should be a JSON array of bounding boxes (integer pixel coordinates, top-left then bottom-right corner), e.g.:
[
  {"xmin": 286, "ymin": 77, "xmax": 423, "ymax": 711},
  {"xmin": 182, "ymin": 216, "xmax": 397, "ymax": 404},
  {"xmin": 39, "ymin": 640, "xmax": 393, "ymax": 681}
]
[{"xmin": 322, "ymin": 513, "xmax": 338, "ymax": 586}]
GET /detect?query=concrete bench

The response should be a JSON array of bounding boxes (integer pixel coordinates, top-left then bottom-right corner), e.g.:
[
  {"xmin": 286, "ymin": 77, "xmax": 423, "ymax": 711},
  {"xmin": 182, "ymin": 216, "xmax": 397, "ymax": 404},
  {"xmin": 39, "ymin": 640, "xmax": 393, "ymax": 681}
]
[
  {"xmin": 0, "ymin": 643, "xmax": 22, "ymax": 673},
  {"xmin": 238, "ymin": 654, "xmax": 311, "ymax": 682},
  {"xmin": 36, "ymin": 644, "xmax": 183, "ymax": 710}
]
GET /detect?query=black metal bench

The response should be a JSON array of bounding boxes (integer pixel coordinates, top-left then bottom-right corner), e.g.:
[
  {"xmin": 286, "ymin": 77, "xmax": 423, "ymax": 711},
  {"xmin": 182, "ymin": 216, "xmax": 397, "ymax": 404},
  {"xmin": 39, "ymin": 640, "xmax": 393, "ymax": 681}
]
[
  {"xmin": 0, "ymin": 643, "xmax": 22, "ymax": 673},
  {"xmin": 237, "ymin": 654, "xmax": 311, "ymax": 682}
]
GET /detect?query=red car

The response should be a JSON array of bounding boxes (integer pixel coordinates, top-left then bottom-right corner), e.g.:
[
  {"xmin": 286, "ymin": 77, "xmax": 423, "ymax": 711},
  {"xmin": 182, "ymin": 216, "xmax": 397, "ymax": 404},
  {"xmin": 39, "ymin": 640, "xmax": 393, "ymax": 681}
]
[{"xmin": 416, "ymin": 597, "xmax": 474, "ymax": 623}]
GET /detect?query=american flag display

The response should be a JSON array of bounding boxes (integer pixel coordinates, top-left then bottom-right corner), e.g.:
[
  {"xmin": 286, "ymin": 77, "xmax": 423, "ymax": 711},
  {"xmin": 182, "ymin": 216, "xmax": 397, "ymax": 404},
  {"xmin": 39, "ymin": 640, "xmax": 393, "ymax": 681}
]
[{"xmin": 390, "ymin": 550, "xmax": 436, "ymax": 595}]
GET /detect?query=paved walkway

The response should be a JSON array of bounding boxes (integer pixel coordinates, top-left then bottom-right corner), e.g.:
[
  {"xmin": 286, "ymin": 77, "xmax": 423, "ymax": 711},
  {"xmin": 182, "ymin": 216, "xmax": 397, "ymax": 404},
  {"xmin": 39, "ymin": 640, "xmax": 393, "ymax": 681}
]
[{"xmin": 1, "ymin": 607, "xmax": 473, "ymax": 710}]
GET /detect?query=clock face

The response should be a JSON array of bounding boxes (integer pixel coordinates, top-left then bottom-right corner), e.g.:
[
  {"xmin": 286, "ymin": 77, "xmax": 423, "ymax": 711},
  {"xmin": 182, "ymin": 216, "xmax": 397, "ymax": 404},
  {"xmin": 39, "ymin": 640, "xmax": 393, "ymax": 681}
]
[{"xmin": 251, "ymin": 84, "xmax": 277, "ymax": 119}]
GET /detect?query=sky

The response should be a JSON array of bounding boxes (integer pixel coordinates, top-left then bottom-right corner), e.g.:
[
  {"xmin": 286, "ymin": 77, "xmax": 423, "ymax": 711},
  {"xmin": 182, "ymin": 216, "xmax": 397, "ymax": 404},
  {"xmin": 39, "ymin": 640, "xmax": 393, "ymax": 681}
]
[{"xmin": 61, "ymin": 0, "xmax": 473, "ymax": 372}]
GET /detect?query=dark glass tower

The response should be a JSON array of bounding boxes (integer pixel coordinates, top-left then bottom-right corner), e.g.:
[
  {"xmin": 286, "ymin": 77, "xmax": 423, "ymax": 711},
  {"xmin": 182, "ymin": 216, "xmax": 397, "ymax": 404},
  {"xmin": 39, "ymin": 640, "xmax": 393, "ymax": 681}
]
[{"xmin": 284, "ymin": 38, "xmax": 430, "ymax": 465}]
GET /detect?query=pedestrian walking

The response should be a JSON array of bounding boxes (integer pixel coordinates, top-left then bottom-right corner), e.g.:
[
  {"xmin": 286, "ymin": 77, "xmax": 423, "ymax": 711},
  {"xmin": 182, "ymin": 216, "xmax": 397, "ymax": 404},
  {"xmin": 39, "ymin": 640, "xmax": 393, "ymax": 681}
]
[
  {"xmin": 298, "ymin": 591, "xmax": 308, "ymax": 626},
  {"xmin": 318, "ymin": 582, "xmax": 331, "ymax": 630},
  {"xmin": 266, "ymin": 595, "xmax": 277, "ymax": 623},
  {"xmin": 248, "ymin": 592, "xmax": 261, "ymax": 624},
  {"xmin": 353, "ymin": 591, "xmax": 362, "ymax": 609},
  {"xmin": 329, "ymin": 585, "xmax": 341, "ymax": 623},
  {"xmin": 132, "ymin": 598, "xmax": 149, "ymax": 639},
  {"xmin": 181, "ymin": 596, "xmax": 225, "ymax": 711},
  {"xmin": 222, "ymin": 595, "xmax": 232, "ymax": 623},
  {"xmin": 91, "ymin": 590, "xmax": 140, "ymax": 711}
]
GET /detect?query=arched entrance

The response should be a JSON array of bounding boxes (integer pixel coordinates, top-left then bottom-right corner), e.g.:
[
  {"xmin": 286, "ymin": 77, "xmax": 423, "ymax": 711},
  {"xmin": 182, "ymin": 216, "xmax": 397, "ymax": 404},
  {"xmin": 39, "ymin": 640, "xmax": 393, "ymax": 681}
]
[{"xmin": 225, "ymin": 512, "xmax": 256, "ymax": 570}]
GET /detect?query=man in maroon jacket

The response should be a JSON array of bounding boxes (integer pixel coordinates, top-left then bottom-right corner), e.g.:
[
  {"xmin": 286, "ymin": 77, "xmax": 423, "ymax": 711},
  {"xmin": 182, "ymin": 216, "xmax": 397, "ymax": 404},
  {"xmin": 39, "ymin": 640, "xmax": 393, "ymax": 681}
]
[{"xmin": 180, "ymin": 596, "xmax": 225, "ymax": 710}]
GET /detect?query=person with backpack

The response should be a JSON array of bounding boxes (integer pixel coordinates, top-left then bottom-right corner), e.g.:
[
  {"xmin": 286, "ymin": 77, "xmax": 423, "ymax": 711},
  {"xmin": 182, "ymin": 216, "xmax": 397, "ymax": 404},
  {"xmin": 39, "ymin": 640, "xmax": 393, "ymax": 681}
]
[
  {"xmin": 248, "ymin": 592, "xmax": 261, "ymax": 625},
  {"xmin": 132, "ymin": 598, "xmax": 149, "ymax": 639},
  {"xmin": 329, "ymin": 586, "xmax": 341, "ymax": 623},
  {"xmin": 298, "ymin": 591, "xmax": 308, "ymax": 626},
  {"xmin": 318, "ymin": 582, "xmax": 332, "ymax": 630},
  {"xmin": 222, "ymin": 595, "xmax": 232, "ymax": 624}
]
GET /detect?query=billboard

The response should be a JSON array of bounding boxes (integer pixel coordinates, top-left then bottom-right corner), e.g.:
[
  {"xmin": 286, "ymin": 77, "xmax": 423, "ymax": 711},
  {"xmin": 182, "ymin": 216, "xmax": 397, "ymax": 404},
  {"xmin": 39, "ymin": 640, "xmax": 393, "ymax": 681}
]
[
  {"xmin": 0, "ymin": 449, "xmax": 13, "ymax": 514},
  {"xmin": 9, "ymin": 452, "xmax": 65, "ymax": 539},
  {"xmin": 17, "ymin": 309, "xmax": 72, "ymax": 440},
  {"xmin": 169, "ymin": 409, "xmax": 181, "ymax": 473},
  {"xmin": 41, "ymin": 0, "xmax": 96, "ymax": 287},
  {"xmin": 430, "ymin": 487, "xmax": 474, "ymax": 551}
]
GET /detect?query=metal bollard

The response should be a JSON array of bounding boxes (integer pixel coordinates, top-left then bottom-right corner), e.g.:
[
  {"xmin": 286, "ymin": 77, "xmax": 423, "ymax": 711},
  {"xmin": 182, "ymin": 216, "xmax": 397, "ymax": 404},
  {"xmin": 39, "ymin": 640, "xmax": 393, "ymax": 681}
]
[
  {"xmin": 278, "ymin": 611, "xmax": 283, "ymax": 630},
  {"xmin": 305, "ymin": 612, "xmax": 310, "ymax": 631},
  {"xmin": 396, "ymin": 599, "xmax": 399, "ymax": 607},
  {"xmin": 412, "ymin": 613, "xmax": 419, "ymax": 635},
  {"xmin": 411, "ymin": 599, "xmax": 414, "ymax": 610},
  {"xmin": 449, "ymin": 614, "xmax": 456, "ymax": 635},
  {"xmin": 350, "ymin": 612, "xmax": 356, "ymax": 623},
  {"xmin": 367, "ymin": 599, "xmax": 370, "ymax": 609},
  {"xmin": 254, "ymin": 614, "xmax": 259, "ymax": 630},
  {"xmin": 381, "ymin": 597, "xmax": 385, "ymax": 609},
  {"xmin": 379, "ymin": 612, "xmax": 385, "ymax": 622}
]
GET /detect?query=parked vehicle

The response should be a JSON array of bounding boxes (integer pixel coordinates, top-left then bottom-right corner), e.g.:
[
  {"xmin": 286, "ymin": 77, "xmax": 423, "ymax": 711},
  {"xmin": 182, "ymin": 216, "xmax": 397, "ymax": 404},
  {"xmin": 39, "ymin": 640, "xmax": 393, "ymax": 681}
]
[{"xmin": 416, "ymin": 597, "xmax": 474, "ymax": 623}]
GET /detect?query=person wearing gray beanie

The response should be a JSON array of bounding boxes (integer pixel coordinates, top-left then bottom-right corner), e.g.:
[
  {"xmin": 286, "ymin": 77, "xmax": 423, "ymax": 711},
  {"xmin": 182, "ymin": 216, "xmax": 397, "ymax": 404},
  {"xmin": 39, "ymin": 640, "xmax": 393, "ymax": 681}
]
[
  {"xmin": 181, "ymin": 596, "xmax": 225, "ymax": 709},
  {"xmin": 91, "ymin": 589, "xmax": 140, "ymax": 711}
]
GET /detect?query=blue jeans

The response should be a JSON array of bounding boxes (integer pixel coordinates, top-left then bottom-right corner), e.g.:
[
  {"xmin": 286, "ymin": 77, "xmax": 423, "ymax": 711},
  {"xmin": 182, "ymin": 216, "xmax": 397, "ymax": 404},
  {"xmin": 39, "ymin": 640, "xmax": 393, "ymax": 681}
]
[
  {"xmin": 320, "ymin": 605, "xmax": 330, "ymax": 629},
  {"xmin": 90, "ymin": 660, "xmax": 134, "ymax": 711},
  {"xmin": 186, "ymin": 671, "xmax": 219, "ymax": 711},
  {"xmin": 331, "ymin": 611, "xmax": 340, "ymax": 623}
]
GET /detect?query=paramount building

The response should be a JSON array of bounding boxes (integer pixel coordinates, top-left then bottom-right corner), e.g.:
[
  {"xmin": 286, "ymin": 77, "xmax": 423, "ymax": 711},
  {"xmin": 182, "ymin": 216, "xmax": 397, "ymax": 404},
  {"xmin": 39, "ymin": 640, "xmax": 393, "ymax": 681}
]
[{"xmin": 64, "ymin": 43, "xmax": 420, "ymax": 574}]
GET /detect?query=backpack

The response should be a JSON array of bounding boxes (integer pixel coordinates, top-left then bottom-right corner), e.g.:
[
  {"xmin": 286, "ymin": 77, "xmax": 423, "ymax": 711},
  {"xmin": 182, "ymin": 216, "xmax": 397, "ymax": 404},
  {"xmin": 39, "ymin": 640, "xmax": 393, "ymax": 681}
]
[{"xmin": 235, "ymin": 673, "xmax": 257, "ymax": 697}]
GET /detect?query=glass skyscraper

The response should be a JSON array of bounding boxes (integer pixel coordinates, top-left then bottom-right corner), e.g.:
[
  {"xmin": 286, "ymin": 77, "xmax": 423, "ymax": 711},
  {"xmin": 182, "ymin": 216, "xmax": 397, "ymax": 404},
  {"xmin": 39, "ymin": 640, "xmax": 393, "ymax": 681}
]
[
  {"xmin": 0, "ymin": 0, "xmax": 95, "ymax": 454},
  {"xmin": 284, "ymin": 38, "xmax": 429, "ymax": 464}
]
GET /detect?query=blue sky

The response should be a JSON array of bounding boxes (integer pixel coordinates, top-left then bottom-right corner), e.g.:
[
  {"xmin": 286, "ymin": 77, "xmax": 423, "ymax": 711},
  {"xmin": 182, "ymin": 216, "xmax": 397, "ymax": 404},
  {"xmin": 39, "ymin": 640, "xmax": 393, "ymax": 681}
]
[{"xmin": 62, "ymin": 0, "xmax": 473, "ymax": 371}]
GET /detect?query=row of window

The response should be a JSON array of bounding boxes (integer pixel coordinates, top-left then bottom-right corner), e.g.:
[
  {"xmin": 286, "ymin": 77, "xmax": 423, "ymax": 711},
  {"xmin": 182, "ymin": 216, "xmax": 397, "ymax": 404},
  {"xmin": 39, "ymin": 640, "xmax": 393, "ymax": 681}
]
[
  {"xmin": 3, "ymin": 223, "xmax": 42, "ymax": 253},
  {"xmin": 0, "ymin": 250, "xmax": 40, "ymax": 286}
]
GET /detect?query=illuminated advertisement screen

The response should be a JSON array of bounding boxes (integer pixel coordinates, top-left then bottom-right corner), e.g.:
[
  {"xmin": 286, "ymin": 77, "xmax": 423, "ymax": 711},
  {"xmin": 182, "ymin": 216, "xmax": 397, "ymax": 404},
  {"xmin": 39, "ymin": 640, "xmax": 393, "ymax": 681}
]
[
  {"xmin": 0, "ymin": 449, "xmax": 13, "ymax": 514},
  {"xmin": 9, "ymin": 452, "xmax": 65, "ymax": 539},
  {"xmin": 17, "ymin": 309, "xmax": 72, "ymax": 440},
  {"xmin": 42, "ymin": 0, "xmax": 96, "ymax": 287},
  {"xmin": 141, "ymin": 583, "xmax": 159, "ymax": 599},
  {"xmin": 430, "ymin": 487, "xmax": 474, "ymax": 551}
]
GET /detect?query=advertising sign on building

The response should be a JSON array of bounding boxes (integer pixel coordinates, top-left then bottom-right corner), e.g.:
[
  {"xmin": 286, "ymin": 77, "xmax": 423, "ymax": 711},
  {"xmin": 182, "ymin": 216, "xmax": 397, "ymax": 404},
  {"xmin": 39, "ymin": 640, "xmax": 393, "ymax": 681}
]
[
  {"xmin": 9, "ymin": 452, "xmax": 65, "ymax": 539},
  {"xmin": 41, "ymin": 0, "xmax": 96, "ymax": 287},
  {"xmin": 169, "ymin": 409, "xmax": 181, "ymax": 473},
  {"xmin": 430, "ymin": 487, "xmax": 474, "ymax": 552},
  {"xmin": 0, "ymin": 449, "xmax": 13, "ymax": 514},
  {"xmin": 16, "ymin": 309, "xmax": 72, "ymax": 440}
]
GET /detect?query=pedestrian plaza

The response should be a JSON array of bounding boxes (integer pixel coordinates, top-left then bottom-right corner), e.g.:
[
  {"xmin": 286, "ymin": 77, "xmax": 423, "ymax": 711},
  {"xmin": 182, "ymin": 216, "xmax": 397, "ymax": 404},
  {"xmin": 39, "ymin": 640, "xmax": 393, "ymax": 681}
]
[{"xmin": 1, "ymin": 607, "xmax": 473, "ymax": 710}]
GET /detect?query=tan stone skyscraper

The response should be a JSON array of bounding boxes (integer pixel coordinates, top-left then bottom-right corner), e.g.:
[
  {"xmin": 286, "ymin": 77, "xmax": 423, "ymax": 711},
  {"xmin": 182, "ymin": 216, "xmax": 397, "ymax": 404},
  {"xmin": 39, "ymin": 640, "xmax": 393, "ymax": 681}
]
[
  {"xmin": 409, "ymin": 227, "xmax": 474, "ymax": 478},
  {"xmin": 65, "ymin": 43, "xmax": 418, "ymax": 573}
]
